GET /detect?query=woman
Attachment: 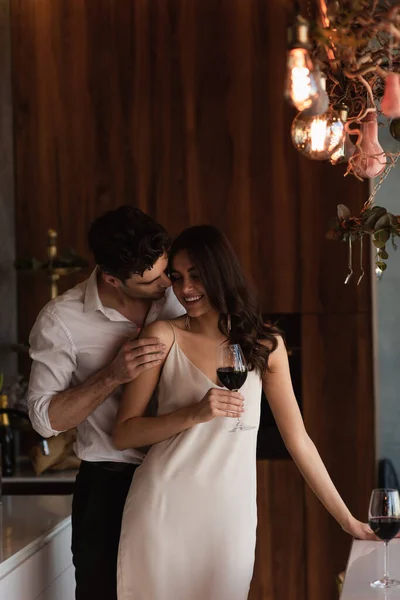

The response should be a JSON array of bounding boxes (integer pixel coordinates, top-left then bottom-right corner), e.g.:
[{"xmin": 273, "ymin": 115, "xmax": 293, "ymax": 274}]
[{"xmin": 114, "ymin": 225, "xmax": 373, "ymax": 600}]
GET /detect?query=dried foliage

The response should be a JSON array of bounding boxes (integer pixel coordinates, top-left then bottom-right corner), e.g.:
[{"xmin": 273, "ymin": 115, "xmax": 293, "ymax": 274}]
[{"xmin": 311, "ymin": 1, "xmax": 400, "ymax": 122}]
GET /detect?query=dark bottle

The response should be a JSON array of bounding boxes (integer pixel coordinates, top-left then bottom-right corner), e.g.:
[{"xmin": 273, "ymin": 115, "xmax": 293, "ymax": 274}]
[{"xmin": 0, "ymin": 393, "xmax": 15, "ymax": 476}]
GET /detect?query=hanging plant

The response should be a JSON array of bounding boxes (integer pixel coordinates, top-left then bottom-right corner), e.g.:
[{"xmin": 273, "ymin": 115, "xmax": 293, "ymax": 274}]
[
  {"xmin": 327, "ymin": 203, "xmax": 400, "ymax": 277},
  {"xmin": 326, "ymin": 155, "xmax": 400, "ymax": 280},
  {"xmin": 286, "ymin": 2, "xmax": 400, "ymax": 281}
]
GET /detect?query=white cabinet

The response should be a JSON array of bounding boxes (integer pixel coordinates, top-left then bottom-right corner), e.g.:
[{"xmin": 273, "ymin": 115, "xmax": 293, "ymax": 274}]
[
  {"xmin": 35, "ymin": 565, "xmax": 75, "ymax": 600},
  {"xmin": 0, "ymin": 496, "xmax": 74, "ymax": 600},
  {"xmin": 0, "ymin": 519, "xmax": 74, "ymax": 600}
]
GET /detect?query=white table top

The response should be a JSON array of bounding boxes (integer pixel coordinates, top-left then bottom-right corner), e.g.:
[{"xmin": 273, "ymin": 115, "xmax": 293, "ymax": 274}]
[
  {"xmin": 0, "ymin": 495, "xmax": 72, "ymax": 580},
  {"xmin": 342, "ymin": 539, "xmax": 400, "ymax": 599}
]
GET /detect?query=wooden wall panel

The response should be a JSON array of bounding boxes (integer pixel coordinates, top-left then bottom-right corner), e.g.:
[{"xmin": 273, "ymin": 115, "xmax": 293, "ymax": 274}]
[
  {"xmin": 11, "ymin": 0, "xmax": 301, "ymax": 321},
  {"xmin": 302, "ymin": 313, "xmax": 375, "ymax": 600},
  {"xmin": 299, "ymin": 161, "xmax": 370, "ymax": 314},
  {"xmin": 10, "ymin": 1, "xmax": 375, "ymax": 599},
  {"xmin": 249, "ymin": 461, "xmax": 306, "ymax": 600}
]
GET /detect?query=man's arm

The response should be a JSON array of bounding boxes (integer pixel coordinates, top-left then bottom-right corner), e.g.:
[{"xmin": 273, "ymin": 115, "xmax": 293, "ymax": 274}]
[{"xmin": 28, "ymin": 309, "xmax": 166, "ymax": 437}]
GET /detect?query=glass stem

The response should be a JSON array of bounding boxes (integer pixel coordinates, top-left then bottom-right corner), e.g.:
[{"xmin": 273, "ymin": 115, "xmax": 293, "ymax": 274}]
[
  {"xmin": 384, "ymin": 541, "xmax": 389, "ymax": 584},
  {"xmin": 233, "ymin": 389, "xmax": 242, "ymax": 429}
]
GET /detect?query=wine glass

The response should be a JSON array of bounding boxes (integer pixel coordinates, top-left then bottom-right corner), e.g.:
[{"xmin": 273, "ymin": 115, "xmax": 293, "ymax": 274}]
[
  {"xmin": 216, "ymin": 344, "xmax": 254, "ymax": 433},
  {"xmin": 368, "ymin": 488, "xmax": 400, "ymax": 588}
]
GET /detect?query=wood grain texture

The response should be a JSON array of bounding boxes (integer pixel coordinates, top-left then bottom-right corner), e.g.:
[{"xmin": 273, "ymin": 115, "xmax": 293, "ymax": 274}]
[
  {"xmin": 298, "ymin": 160, "xmax": 371, "ymax": 314},
  {"xmin": 301, "ymin": 312, "xmax": 375, "ymax": 600},
  {"xmin": 10, "ymin": 1, "xmax": 375, "ymax": 599},
  {"xmin": 249, "ymin": 461, "xmax": 306, "ymax": 600},
  {"xmin": 11, "ymin": 0, "xmax": 301, "ymax": 318}
]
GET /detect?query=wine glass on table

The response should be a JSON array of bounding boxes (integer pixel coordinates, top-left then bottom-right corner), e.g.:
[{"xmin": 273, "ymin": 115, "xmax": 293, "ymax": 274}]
[
  {"xmin": 368, "ymin": 488, "xmax": 400, "ymax": 588},
  {"xmin": 216, "ymin": 344, "xmax": 254, "ymax": 433}
]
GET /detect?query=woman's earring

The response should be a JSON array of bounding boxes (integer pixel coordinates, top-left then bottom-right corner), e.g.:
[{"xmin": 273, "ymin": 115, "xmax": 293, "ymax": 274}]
[
  {"xmin": 226, "ymin": 314, "xmax": 231, "ymax": 334},
  {"xmin": 185, "ymin": 314, "xmax": 191, "ymax": 331}
]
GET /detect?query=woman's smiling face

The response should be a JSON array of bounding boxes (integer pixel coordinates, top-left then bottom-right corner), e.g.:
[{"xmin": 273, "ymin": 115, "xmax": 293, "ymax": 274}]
[{"xmin": 169, "ymin": 250, "xmax": 213, "ymax": 317}]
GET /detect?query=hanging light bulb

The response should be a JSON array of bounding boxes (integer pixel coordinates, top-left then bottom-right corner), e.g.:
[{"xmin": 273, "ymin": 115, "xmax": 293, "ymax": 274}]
[
  {"xmin": 285, "ymin": 16, "xmax": 320, "ymax": 112},
  {"xmin": 302, "ymin": 69, "xmax": 329, "ymax": 117},
  {"xmin": 330, "ymin": 103, "xmax": 355, "ymax": 165},
  {"xmin": 291, "ymin": 101, "xmax": 345, "ymax": 161}
]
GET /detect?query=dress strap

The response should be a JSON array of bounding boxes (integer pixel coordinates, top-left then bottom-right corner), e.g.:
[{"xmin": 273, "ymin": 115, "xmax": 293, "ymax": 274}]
[{"xmin": 165, "ymin": 320, "xmax": 177, "ymax": 342}]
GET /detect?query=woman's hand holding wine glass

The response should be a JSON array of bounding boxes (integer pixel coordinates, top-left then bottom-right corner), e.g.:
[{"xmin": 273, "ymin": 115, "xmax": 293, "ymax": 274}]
[{"xmin": 191, "ymin": 388, "xmax": 244, "ymax": 423}]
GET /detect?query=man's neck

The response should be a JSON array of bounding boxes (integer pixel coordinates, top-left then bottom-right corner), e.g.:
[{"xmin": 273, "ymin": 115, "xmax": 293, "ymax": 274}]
[{"xmin": 97, "ymin": 275, "xmax": 152, "ymax": 327}]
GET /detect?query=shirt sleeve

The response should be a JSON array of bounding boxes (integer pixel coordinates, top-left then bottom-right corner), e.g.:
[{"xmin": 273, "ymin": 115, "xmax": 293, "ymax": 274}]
[{"xmin": 27, "ymin": 307, "xmax": 77, "ymax": 438}]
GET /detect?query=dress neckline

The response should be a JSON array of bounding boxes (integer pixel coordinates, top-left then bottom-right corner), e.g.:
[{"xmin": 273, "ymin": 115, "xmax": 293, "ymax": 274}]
[{"xmin": 171, "ymin": 340, "xmax": 224, "ymax": 388}]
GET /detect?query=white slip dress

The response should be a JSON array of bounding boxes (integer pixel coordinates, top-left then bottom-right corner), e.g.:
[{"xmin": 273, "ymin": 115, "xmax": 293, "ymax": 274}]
[{"xmin": 117, "ymin": 323, "xmax": 262, "ymax": 600}]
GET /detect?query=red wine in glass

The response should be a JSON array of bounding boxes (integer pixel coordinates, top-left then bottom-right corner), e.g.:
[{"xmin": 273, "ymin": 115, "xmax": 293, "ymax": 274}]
[
  {"xmin": 216, "ymin": 344, "xmax": 255, "ymax": 433},
  {"xmin": 216, "ymin": 368, "xmax": 248, "ymax": 391},
  {"xmin": 368, "ymin": 488, "xmax": 400, "ymax": 588},
  {"xmin": 369, "ymin": 517, "xmax": 400, "ymax": 542}
]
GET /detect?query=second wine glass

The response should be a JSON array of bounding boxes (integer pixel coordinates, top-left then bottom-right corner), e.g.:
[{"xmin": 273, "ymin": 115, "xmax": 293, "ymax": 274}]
[
  {"xmin": 368, "ymin": 488, "xmax": 400, "ymax": 588},
  {"xmin": 216, "ymin": 344, "xmax": 254, "ymax": 433}
]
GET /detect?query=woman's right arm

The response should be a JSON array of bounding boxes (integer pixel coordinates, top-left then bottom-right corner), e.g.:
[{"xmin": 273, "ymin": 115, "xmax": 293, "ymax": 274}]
[{"xmin": 112, "ymin": 321, "xmax": 244, "ymax": 450}]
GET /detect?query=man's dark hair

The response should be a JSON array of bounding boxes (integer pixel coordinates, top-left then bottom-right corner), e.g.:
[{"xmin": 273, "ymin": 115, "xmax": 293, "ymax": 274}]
[{"xmin": 88, "ymin": 206, "xmax": 170, "ymax": 281}]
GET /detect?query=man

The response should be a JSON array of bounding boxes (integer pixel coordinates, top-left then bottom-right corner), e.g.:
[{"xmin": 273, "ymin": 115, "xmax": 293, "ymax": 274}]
[{"xmin": 27, "ymin": 206, "xmax": 185, "ymax": 600}]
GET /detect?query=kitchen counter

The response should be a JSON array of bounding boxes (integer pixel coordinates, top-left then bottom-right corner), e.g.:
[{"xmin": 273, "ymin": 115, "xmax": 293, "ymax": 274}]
[
  {"xmin": 3, "ymin": 457, "xmax": 77, "ymax": 495},
  {"xmin": 341, "ymin": 538, "xmax": 400, "ymax": 598},
  {"xmin": 0, "ymin": 495, "xmax": 74, "ymax": 599}
]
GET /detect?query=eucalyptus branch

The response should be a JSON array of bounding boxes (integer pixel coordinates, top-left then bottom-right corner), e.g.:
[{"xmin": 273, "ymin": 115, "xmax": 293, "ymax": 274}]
[
  {"xmin": 359, "ymin": 75, "xmax": 377, "ymax": 109},
  {"xmin": 375, "ymin": 65, "xmax": 389, "ymax": 79},
  {"xmin": 344, "ymin": 65, "xmax": 380, "ymax": 78},
  {"xmin": 376, "ymin": 22, "xmax": 400, "ymax": 42}
]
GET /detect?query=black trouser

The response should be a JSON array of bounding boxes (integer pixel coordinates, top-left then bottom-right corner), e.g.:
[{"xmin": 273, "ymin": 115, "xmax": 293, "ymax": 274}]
[{"xmin": 71, "ymin": 460, "xmax": 138, "ymax": 600}]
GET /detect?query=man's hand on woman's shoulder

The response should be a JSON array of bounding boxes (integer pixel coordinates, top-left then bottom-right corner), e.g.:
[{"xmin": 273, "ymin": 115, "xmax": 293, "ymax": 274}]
[{"xmin": 106, "ymin": 335, "xmax": 166, "ymax": 385}]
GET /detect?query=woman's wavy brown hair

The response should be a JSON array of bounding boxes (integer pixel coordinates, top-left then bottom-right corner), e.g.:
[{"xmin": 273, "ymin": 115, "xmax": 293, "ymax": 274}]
[{"xmin": 169, "ymin": 225, "xmax": 281, "ymax": 374}]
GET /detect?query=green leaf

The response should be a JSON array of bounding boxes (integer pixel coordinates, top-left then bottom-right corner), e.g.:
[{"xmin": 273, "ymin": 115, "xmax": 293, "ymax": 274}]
[
  {"xmin": 374, "ymin": 229, "xmax": 390, "ymax": 247},
  {"xmin": 388, "ymin": 213, "xmax": 399, "ymax": 228},
  {"xmin": 337, "ymin": 204, "xmax": 351, "ymax": 220},
  {"xmin": 376, "ymin": 261, "xmax": 387, "ymax": 271},
  {"xmin": 378, "ymin": 250, "xmax": 389, "ymax": 260},
  {"xmin": 374, "ymin": 214, "xmax": 391, "ymax": 230}
]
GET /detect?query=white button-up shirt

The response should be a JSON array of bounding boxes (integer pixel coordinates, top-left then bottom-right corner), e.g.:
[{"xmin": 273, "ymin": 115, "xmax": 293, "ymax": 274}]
[{"xmin": 27, "ymin": 268, "xmax": 185, "ymax": 464}]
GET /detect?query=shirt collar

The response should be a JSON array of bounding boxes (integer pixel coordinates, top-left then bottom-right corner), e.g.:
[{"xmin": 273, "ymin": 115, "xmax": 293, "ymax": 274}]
[
  {"xmin": 83, "ymin": 266, "xmax": 168, "ymax": 323},
  {"xmin": 83, "ymin": 267, "xmax": 104, "ymax": 313},
  {"xmin": 84, "ymin": 267, "xmax": 129, "ymax": 322}
]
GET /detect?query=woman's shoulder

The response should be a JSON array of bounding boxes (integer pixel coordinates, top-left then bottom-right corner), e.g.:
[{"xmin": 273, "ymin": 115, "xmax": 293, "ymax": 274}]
[
  {"xmin": 141, "ymin": 316, "xmax": 186, "ymax": 348},
  {"xmin": 258, "ymin": 332, "xmax": 284, "ymax": 352},
  {"xmin": 258, "ymin": 334, "xmax": 287, "ymax": 374}
]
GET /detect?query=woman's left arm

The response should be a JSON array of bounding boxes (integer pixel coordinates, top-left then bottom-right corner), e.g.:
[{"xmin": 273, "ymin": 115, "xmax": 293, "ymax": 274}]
[{"xmin": 261, "ymin": 336, "xmax": 374, "ymax": 540}]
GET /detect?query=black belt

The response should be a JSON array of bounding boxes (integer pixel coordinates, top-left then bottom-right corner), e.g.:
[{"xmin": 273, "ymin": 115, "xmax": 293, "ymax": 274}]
[{"xmin": 83, "ymin": 460, "xmax": 139, "ymax": 474}]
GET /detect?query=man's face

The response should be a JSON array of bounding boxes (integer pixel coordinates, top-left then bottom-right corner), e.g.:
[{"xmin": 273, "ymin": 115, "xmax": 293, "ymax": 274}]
[{"xmin": 119, "ymin": 254, "xmax": 172, "ymax": 301}]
